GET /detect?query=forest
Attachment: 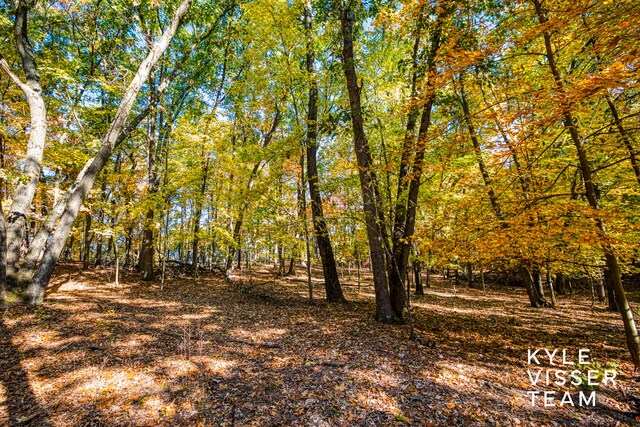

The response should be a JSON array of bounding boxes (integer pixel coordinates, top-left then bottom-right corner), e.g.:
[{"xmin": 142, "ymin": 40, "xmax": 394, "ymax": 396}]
[{"xmin": 1, "ymin": 0, "xmax": 640, "ymax": 425}]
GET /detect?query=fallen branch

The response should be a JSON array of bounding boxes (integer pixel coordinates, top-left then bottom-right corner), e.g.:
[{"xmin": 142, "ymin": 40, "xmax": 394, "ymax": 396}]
[{"xmin": 227, "ymin": 338, "xmax": 281, "ymax": 349}]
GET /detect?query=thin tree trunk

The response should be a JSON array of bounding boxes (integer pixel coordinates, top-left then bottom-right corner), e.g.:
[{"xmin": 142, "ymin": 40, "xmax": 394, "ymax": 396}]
[
  {"xmin": 339, "ymin": 3, "xmax": 392, "ymax": 322},
  {"xmin": 414, "ymin": 261, "xmax": 424, "ymax": 296},
  {"xmin": 193, "ymin": 157, "xmax": 209, "ymax": 278},
  {"xmin": 305, "ymin": 1, "xmax": 344, "ymax": 302},
  {"xmin": 458, "ymin": 77, "xmax": 505, "ymax": 220},
  {"xmin": 0, "ymin": 201, "xmax": 7, "ymax": 303},
  {"xmin": 82, "ymin": 213, "xmax": 92, "ymax": 270},
  {"xmin": 606, "ymin": 95, "xmax": 640, "ymax": 186}
]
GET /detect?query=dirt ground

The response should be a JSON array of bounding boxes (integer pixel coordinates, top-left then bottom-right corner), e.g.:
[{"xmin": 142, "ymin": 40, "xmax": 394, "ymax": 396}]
[{"xmin": 2, "ymin": 263, "xmax": 640, "ymax": 426}]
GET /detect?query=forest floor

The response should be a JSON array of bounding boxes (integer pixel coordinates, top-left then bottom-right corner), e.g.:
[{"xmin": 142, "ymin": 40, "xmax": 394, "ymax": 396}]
[{"xmin": 2, "ymin": 263, "xmax": 640, "ymax": 426}]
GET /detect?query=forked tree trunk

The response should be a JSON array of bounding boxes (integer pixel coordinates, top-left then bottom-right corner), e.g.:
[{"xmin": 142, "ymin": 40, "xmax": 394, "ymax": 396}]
[
  {"xmin": 521, "ymin": 266, "xmax": 546, "ymax": 308},
  {"xmin": 305, "ymin": 0, "xmax": 345, "ymax": 303},
  {"xmin": 16, "ymin": 103, "xmax": 152, "ymax": 285},
  {"xmin": 25, "ymin": 0, "xmax": 193, "ymax": 303},
  {"xmin": 340, "ymin": 3, "xmax": 392, "ymax": 322}
]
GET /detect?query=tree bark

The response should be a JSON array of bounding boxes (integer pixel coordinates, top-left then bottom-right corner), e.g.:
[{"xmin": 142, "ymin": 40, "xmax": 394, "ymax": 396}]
[
  {"xmin": 0, "ymin": 201, "xmax": 7, "ymax": 303},
  {"xmin": 339, "ymin": 2, "xmax": 393, "ymax": 322},
  {"xmin": 0, "ymin": 1, "xmax": 47, "ymax": 283},
  {"xmin": 305, "ymin": 1, "xmax": 345, "ymax": 303},
  {"xmin": 25, "ymin": 0, "xmax": 193, "ymax": 303},
  {"xmin": 414, "ymin": 261, "xmax": 423, "ymax": 296},
  {"xmin": 82, "ymin": 213, "xmax": 92, "ymax": 270},
  {"xmin": 140, "ymin": 75, "xmax": 159, "ymax": 281}
]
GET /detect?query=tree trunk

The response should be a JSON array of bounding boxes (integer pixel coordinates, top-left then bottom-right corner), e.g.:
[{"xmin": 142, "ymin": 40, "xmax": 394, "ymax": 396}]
[
  {"xmin": 140, "ymin": 75, "xmax": 159, "ymax": 281},
  {"xmin": 606, "ymin": 95, "xmax": 640, "ymax": 186},
  {"xmin": 25, "ymin": 0, "xmax": 193, "ymax": 303},
  {"xmin": 521, "ymin": 266, "xmax": 547, "ymax": 308},
  {"xmin": 82, "ymin": 213, "xmax": 92, "ymax": 270},
  {"xmin": 305, "ymin": 1, "xmax": 345, "ymax": 303},
  {"xmin": 414, "ymin": 261, "xmax": 424, "ymax": 296},
  {"xmin": 226, "ymin": 111, "xmax": 280, "ymax": 271},
  {"xmin": 533, "ymin": 0, "xmax": 640, "ymax": 368},
  {"xmin": 193, "ymin": 157, "xmax": 209, "ymax": 278},
  {"xmin": 603, "ymin": 267, "xmax": 618, "ymax": 311},
  {"xmin": 458, "ymin": 77, "xmax": 505, "ymax": 220},
  {"xmin": 124, "ymin": 227, "xmax": 133, "ymax": 267},
  {"xmin": 0, "ymin": 201, "xmax": 7, "ymax": 303},
  {"xmin": 94, "ymin": 234, "xmax": 103, "ymax": 268},
  {"xmin": 388, "ymin": 6, "xmax": 446, "ymax": 319},
  {"xmin": 340, "ymin": 3, "xmax": 393, "ymax": 322},
  {"xmin": 0, "ymin": 2, "xmax": 47, "ymax": 283}
]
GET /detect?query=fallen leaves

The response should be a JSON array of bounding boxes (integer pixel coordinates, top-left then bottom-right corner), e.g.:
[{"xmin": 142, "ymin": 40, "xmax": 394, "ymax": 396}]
[{"xmin": 1, "ymin": 264, "xmax": 639, "ymax": 426}]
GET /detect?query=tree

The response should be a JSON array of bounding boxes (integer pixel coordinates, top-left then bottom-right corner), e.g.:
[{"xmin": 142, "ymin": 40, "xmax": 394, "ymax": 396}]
[
  {"xmin": 304, "ymin": 0, "xmax": 345, "ymax": 303},
  {"xmin": 338, "ymin": 1, "xmax": 393, "ymax": 322},
  {"xmin": 26, "ymin": 0, "xmax": 194, "ymax": 303},
  {"xmin": 0, "ymin": 1, "xmax": 47, "ymax": 284}
]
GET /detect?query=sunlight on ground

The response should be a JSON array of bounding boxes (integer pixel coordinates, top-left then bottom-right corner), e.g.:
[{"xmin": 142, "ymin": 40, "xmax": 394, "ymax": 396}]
[{"xmin": 1, "ymin": 267, "xmax": 638, "ymax": 426}]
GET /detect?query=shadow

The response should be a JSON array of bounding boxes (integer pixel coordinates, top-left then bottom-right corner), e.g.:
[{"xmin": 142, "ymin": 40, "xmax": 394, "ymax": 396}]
[
  {"xmin": 0, "ymin": 318, "xmax": 53, "ymax": 427},
  {"xmin": 2, "ymin": 263, "xmax": 639, "ymax": 426}
]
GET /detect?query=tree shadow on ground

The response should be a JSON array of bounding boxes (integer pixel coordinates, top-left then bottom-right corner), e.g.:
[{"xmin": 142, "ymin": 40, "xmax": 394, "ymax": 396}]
[
  {"xmin": 0, "ymin": 317, "xmax": 53, "ymax": 427},
  {"xmin": 2, "ymin": 264, "xmax": 639, "ymax": 426}
]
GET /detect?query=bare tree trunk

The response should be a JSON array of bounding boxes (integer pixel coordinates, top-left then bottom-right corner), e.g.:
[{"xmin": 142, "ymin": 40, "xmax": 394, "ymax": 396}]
[
  {"xmin": 339, "ymin": 2, "xmax": 392, "ymax": 322},
  {"xmin": 414, "ymin": 261, "xmax": 423, "ymax": 296},
  {"xmin": 82, "ymin": 213, "xmax": 92, "ymax": 270},
  {"xmin": 305, "ymin": 1, "xmax": 344, "ymax": 302},
  {"xmin": 0, "ymin": 2, "xmax": 47, "ymax": 282},
  {"xmin": 25, "ymin": 0, "xmax": 193, "ymax": 303},
  {"xmin": 0, "ymin": 201, "xmax": 7, "ymax": 303}
]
